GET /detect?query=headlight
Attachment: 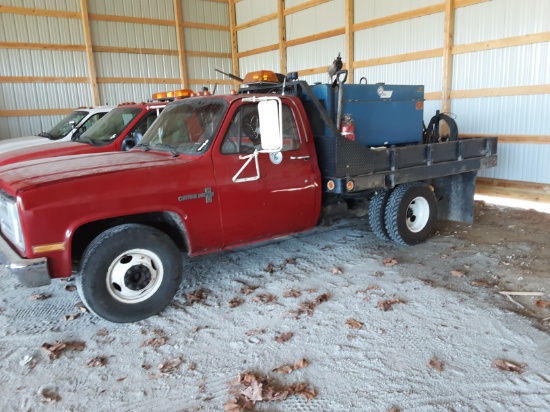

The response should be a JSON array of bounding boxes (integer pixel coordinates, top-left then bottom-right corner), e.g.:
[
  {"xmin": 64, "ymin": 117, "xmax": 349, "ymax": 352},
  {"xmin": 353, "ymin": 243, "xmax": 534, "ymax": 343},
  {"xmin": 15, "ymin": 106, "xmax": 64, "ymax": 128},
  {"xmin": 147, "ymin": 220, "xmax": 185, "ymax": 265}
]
[{"xmin": 0, "ymin": 191, "xmax": 25, "ymax": 252}]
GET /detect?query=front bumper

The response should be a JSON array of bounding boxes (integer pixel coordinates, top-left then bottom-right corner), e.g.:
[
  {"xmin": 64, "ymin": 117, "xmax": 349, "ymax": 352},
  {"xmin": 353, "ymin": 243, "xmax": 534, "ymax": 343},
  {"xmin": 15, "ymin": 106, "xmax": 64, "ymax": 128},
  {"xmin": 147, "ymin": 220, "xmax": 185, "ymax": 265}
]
[{"xmin": 0, "ymin": 235, "xmax": 50, "ymax": 287}]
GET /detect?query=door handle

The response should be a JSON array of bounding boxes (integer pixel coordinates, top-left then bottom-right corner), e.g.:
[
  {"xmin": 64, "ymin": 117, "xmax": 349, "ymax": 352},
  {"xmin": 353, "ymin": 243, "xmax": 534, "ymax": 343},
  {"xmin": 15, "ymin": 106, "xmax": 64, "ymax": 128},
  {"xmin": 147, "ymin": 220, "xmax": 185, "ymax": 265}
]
[{"xmin": 290, "ymin": 156, "xmax": 310, "ymax": 161}]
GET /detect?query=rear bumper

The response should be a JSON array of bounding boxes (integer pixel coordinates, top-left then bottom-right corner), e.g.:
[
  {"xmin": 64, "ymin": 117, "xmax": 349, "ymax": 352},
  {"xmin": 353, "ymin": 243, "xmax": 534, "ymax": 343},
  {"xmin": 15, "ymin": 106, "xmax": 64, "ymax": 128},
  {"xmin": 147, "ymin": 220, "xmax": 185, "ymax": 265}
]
[{"xmin": 0, "ymin": 235, "xmax": 50, "ymax": 287}]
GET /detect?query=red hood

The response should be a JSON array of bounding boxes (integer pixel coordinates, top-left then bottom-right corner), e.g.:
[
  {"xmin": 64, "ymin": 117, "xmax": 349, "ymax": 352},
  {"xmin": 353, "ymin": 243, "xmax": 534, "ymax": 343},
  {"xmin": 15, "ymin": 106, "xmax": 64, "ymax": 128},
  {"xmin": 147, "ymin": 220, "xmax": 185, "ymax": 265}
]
[
  {"xmin": 0, "ymin": 141, "xmax": 99, "ymax": 166},
  {"xmin": 0, "ymin": 150, "xmax": 199, "ymax": 193}
]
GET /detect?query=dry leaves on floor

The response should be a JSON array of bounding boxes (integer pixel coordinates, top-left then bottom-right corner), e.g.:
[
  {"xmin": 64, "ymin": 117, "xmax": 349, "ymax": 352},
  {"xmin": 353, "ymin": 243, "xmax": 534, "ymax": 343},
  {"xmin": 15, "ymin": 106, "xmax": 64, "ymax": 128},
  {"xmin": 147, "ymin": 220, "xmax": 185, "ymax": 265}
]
[
  {"xmin": 142, "ymin": 336, "xmax": 168, "ymax": 348},
  {"xmin": 470, "ymin": 280, "xmax": 493, "ymax": 288},
  {"xmin": 535, "ymin": 300, "xmax": 549, "ymax": 308},
  {"xmin": 383, "ymin": 258, "xmax": 398, "ymax": 267},
  {"xmin": 63, "ymin": 313, "xmax": 81, "ymax": 321},
  {"xmin": 30, "ymin": 293, "xmax": 51, "ymax": 301},
  {"xmin": 378, "ymin": 298, "xmax": 404, "ymax": 311},
  {"xmin": 283, "ymin": 289, "xmax": 302, "ymax": 298},
  {"xmin": 228, "ymin": 297, "xmax": 245, "ymax": 308},
  {"xmin": 331, "ymin": 267, "xmax": 343, "ymax": 275},
  {"xmin": 224, "ymin": 370, "xmax": 316, "ymax": 411},
  {"xmin": 251, "ymin": 294, "xmax": 278, "ymax": 304},
  {"xmin": 428, "ymin": 357, "xmax": 444, "ymax": 372},
  {"xmin": 64, "ymin": 284, "xmax": 77, "ymax": 292},
  {"xmin": 273, "ymin": 358, "xmax": 308, "ymax": 374},
  {"xmin": 87, "ymin": 356, "xmax": 108, "ymax": 367},
  {"xmin": 345, "ymin": 319, "xmax": 363, "ymax": 329},
  {"xmin": 240, "ymin": 285, "xmax": 259, "ymax": 295},
  {"xmin": 274, "ymin": 332, "xmax": 294, "ymax": 343},
  {"xmin": 451, "ymin": 270, "xmax": 466, "ymax": 277},
  {"xmin": 287, "ymin": 293, "xmax": 330, "ymax": 318},
  {"xmin": 41, "ymin": 341, "xmax": 86, "ymax": 360},
  {"xmin": 492, "ymin": 359, "xmax": 526, "ymax": 374},
  {"xmin": 157, "ymin": 357, "xmax": 184, "ymax": 375},
  {"xmin": 185, "ymin": 289, "xmax": 209, "ymax": 305},
  {"xmin": 41, "ymin": 389, "xmax": 61, "ymax": 404}
]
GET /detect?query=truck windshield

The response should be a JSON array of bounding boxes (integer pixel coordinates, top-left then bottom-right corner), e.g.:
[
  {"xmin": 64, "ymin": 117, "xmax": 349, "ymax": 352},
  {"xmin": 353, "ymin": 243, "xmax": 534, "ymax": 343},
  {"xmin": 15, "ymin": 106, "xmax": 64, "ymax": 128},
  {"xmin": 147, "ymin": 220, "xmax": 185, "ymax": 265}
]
[
  {"xmin": 139, "ymin": 99, "xmax": 226, "ymax": 155},
  {"xmin": 39, "ymin": 110, "xmax": 88, "ymax": 140},
  {"xmin": 79, "ymin": 107, "xmax": 142, "ymax": 146}
]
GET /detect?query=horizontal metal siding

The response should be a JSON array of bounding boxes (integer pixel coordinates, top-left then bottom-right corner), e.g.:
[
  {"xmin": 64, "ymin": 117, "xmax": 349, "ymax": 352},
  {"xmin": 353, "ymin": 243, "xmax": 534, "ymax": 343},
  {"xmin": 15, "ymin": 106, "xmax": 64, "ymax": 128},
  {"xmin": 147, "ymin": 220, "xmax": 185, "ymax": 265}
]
[
  {"xmin": 90, "ymin": 21, "xmax": 177, "ymax": 49},
  {"xmin": 354, "ymin": 13, "xmax": 444, "ymax": 60},
  {"xmin": 235, "ymin": 0, "xmax": 277, "ymax": 26},
  {"xmin": 239, "ymin": 51, "xmax": 279, "ymax": 76},
  {"xmin": 98, "ymin": 83, "xmax": 181, "ymax": 106},
  {"xmin": 0, "ymin": 49, "xmax": 89, "ymax": 77},
  {"xmin": 354, "ymin": 0, "xmax": 442, "ymax": 21},
  {"xmin": 287, "ymin": 35, "xmax": 346, "ymax": 72},
  {"xmin": 453, "ymin": 43, "xmax": 550, "ymax": 90},
  {"xmin": 286, "ymin": 0, "xmax": 345, "ymax": 41},
  {"xmin": 237, "ymin": 20, "xmax": 278, "ymax": 52},
  {"xmin": 93, "ymin": 52, "xmax": 180, "ymax": 79},
  {"xmin": 452, "ymin": 95, "xmax": 550, "ymax": 136},
  {"xmin": 88, "ymin": 0, "xmax": 174, "ymax": 20},
  {"xmin": 181, "ymin": 0, "xmax": 229, "ymax": 26},
  {"xmin": 454, "ymin": 0, "xmax": 550, "ymax": 45},
  {"xmin": 1, "ymin": 0, "xmax": 80, "ymax": 11},
  {"xmin": 354, "ymin": 57, "xmax": 443, "ymax": 92},
  {"xmin": 184, "ymin": 28, "xmax": 230, "ymax": 53},
  {"xmin": 477, "ymin": 143, "xmax": 550, "ymax": 184},
  {"xmin": 0, "ymin": 13, "xmax": 83, "ymax": 44},
  {"xmin": 0, "ymin": 83, "xmax": 92, "ymax": 110}
]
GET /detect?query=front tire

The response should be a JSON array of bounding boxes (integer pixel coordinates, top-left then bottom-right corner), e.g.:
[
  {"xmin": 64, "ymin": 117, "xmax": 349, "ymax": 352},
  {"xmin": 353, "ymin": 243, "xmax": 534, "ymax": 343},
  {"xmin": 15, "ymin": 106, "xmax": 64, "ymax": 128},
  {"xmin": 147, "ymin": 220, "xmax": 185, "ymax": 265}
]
[
  {"xmin": 76, "ymin": 224, "xmax": 183, "ymax": 323},
  {"xmin": 385, "ymin": 183, "xmax": 437, "ymax": 245}
]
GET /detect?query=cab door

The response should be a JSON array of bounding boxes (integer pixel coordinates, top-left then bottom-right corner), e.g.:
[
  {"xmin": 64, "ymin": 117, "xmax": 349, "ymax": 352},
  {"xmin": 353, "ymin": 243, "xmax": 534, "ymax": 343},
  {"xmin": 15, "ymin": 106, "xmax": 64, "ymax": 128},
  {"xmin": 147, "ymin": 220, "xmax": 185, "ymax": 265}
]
[{"xmin": 212, "ymin": 100, "xmax": 320, "ymax": 247}]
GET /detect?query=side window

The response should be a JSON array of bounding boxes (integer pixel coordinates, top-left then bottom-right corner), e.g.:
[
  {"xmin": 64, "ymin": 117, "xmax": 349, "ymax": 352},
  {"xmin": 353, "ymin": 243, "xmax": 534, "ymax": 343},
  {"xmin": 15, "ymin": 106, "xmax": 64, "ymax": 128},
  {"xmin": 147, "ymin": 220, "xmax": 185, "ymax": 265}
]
[
  {"xmin": 78, "ymin": 113, "xmax": 104, "ymax": 134},
  {"xmin": 220, "ymin": 104, "xmax": 300, "ymax": 154},
  {"xmin": 131, "ymin": 111, "xmax": 159, "ymax": 137}
]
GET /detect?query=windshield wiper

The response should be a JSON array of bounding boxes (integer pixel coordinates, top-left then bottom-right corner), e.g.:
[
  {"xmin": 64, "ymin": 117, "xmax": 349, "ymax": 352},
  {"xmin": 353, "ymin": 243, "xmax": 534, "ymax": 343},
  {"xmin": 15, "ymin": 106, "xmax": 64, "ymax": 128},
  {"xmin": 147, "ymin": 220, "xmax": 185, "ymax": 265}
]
[
  {"xmin": 154, "ymin": 143, "xmax": 180, "ymax": 157},
  {"xmin": 135, "ymin": 143, "xmax": 151, "ymax": 152},
  {"xmin": 38, "ymin": 132, "xmax": 53, "ymax": 138}
]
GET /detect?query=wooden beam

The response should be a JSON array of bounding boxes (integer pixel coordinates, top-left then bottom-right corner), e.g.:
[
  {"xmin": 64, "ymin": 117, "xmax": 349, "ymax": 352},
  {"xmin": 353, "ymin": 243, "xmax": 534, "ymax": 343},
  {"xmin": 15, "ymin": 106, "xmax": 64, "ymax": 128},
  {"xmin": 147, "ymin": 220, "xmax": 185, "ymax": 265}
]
[
  {"xmin": 173, "ymin": 0, "xmax": 188, "ymax": 88},
  {"xmin": 278, "ymin": 0, "xmax": 287, "ymax": 74},
  {"xmin": 228, "ymin": 0, "xmax": 240, "ymax": 87},
  {"xmin": 353, "ymin": 48, "xmax": 443, "ymax": 68},
  {"xmin": 235, "ymin": 12, "xmax": 277, "ymax": 31},
  {"xmin": 188, "ymin": 78, "xmax": 234, "ymax": 85},
  {"xmin": 0, "ymin": 5, "xmax": 80, "ymax": 19},
  {"xmin": 283, "ymin": 0, "xmax": 330, "ymax": 16},
  {"xmin": 96, "ymin": 77, "xmax": 181, "ymax": 84},
  {"xmin": 181, "ymin": 21, "xmax": 230, "ymax": 31},
  {"xmin": 424, "ymin": 91, "xmax": 442, "ymax": 100},
  {"xmin": 285, "ymin": 27, "xmax": 345, "ymax": 48},
  {"xmin": 476, "ymin": 178, "xmax": 550, "ymax": 203},
  {"xmin": 297, "ymin": 66, "xmax": 331, "ymax": 76},
  {"xmin": 80, "ymin": 0, "xmax": 99, "ymax": 105},
  {"xmin": 460, "ymin": 133, "xmax": 550, "ymax": 144},
  {"xmin": 88, "ymin": 13, "xmax": 175, "ymax": 26},
  {"xmin": 236, "ymin": 44, "xmax": 279, "ymax": 59},
  {"xmin": 0, "ymin": 76, "xmax": 88, "ymax": 83},
  {"xmin": 0, "ymin": 109, "xmax": 74, "ymax": 117},
  {"xmin": 93, "ymin": 45, "xmax": 178, "ymax": 56},
  {"xmin": 345, "ymin": 0, "xmax": 354, "ymax": 82},
  {"xmin": 0, "ymin": 41, "xmax": 85, "ymax": 51},
  {"xmin": 354, "ymin": 4, "xmax": 444, "ymax": 32},
  {"xmin": 451, "ymin": 84, "xmax": 550, "ymax": 99},
  {"xmin": 453, "ymin": 32, "xmax": 550, "ymax": 55},
  {"xmin": 442, "ymin": 0, "xmax": 455, "ymax": 113},
  {"xmin": 185, "ymin": 51, "xmax": 232, "ymax": 58}
]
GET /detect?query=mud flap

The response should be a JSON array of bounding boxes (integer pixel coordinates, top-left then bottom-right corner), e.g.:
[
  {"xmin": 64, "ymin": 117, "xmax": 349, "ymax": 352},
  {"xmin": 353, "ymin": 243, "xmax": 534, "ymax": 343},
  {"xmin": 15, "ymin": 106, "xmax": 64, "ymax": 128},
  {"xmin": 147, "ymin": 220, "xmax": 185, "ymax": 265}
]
[{"xmin": 434, "ymin": 171, "xmax": 477, "ymax": 224}]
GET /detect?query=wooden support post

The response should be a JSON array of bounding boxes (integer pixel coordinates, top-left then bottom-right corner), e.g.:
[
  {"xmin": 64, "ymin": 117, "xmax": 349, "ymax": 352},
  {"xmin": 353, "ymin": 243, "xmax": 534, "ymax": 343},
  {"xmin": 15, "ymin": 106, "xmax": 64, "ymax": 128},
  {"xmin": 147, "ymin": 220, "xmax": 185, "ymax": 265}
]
[
  {"xmin": 278, "ymin": 0, "xmax": 287, "ymax": 75},
  {"xmin": 228, "ymin": 0, "xmax": 240, "ymax": 89},
  {"xmin": 80, "ymin": 0, "xmax": 100, "ymax": 105},
  {"xmin": 345, "ymin": 0, "xmax": 354, "ymax": 82},
  {"xmin": 442, "ymin": 0, "xmax": 455, "ymax": 113},
  {"xmin": 174, "ymin": 0, "xmax": 188, "ymax": 88}
]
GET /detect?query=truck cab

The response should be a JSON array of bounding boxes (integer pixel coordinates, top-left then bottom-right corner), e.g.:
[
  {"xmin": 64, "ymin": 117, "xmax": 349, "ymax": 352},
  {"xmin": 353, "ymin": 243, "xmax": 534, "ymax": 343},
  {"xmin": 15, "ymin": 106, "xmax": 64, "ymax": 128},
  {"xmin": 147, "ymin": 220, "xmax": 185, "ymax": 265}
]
[{"xmin": 0, "ymin": 106, "xmax": 114, "ymax": 153}]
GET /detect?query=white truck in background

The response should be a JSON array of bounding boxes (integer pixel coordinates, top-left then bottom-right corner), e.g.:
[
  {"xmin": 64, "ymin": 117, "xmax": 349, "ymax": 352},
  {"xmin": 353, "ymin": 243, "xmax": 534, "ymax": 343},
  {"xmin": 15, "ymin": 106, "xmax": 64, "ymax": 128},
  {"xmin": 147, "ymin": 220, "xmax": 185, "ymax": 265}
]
[{"xmin": 0, "ymin": 106, "xmax": 114, "ymax": 152}]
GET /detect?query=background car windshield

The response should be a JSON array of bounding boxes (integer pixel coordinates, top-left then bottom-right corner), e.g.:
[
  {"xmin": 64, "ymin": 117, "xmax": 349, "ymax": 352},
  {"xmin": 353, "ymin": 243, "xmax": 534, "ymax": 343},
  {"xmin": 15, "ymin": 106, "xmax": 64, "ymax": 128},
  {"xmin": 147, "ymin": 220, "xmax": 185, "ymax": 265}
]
[
  {"xmin": 141, "ymin": 99, "xmax": 226, "ymax": 155},
  {"xmin": 45, "ymin": 110, "xmax": 88, "ymax": 139},
  {"xmin": 81, "ymin": 108, "xmax": 141, "ymax": 145}
]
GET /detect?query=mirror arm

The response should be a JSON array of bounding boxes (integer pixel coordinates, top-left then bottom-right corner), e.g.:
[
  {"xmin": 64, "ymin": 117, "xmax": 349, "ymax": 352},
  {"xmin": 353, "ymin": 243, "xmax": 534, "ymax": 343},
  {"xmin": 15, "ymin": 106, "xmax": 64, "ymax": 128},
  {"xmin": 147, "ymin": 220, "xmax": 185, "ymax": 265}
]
[{"xmin": 232, "ymin": 151, "xmax": 260, "ymax": 183}]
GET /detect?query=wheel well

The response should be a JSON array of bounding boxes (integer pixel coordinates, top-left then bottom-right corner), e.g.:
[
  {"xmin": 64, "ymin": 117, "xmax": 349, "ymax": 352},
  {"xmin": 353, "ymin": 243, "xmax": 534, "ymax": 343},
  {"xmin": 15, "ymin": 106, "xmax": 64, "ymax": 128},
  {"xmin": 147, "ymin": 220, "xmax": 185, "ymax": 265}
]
[{"xmin": 71, "ymin": 212, "xmax": 188, "ymax": 269}]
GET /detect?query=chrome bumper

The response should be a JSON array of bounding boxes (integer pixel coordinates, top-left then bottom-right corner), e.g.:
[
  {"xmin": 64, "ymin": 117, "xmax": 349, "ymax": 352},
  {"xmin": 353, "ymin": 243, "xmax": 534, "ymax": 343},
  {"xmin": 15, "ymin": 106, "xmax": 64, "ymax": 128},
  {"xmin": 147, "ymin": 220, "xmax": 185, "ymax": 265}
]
[{"xmin": 0, "ymin": 235, "xmax": 50, "ymax": 287}]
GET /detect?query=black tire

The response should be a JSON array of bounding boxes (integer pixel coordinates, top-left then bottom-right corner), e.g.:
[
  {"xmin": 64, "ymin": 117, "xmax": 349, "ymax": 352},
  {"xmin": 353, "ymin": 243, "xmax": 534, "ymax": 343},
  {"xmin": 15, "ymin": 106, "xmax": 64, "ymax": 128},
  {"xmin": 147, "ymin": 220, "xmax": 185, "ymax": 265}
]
[
  {"xmin": 76, "ymin": 224, "xmax": 183, "ymax": 323},
  {"xmin": 384, "ymin": 183, "xmax": 437, "ymax": 246},
  {"xmin": 368, "ymin": 189, "xmax": 392, "ymax": 240}
]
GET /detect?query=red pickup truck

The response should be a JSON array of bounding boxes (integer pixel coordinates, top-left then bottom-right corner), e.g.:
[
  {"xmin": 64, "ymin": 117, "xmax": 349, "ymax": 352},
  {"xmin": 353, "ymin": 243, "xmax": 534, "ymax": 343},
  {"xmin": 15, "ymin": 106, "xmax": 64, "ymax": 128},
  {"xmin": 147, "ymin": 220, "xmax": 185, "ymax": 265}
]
[
  {"xmin": 0, "ymin": 101, "xmax": 166, "ymax": 166},
  {"xmin": 0, "ymin": 71, "xmax": 497, "ymax": 323}
]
